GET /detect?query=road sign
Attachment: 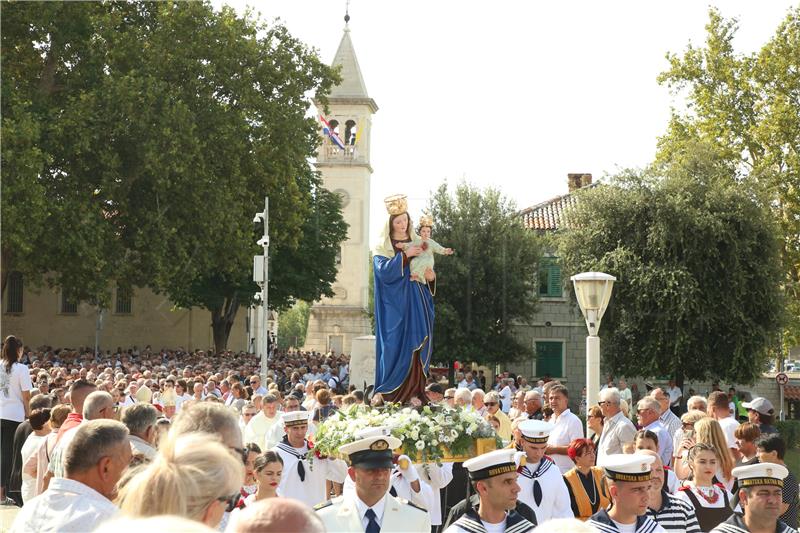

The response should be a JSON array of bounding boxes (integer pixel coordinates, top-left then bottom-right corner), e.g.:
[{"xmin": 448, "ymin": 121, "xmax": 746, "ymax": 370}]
[{"xmin": 776, "ymin": 372, "xmax": 789, "ymax": 385}]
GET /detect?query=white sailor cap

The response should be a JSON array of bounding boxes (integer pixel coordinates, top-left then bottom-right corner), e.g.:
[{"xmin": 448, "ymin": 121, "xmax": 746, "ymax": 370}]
[
  {"xmin": 732, "ymin": 462, "xmax": 788, "ymax": 488},
  {"xmin": 518, "ymin": 420, "xmax": 554, "ymax": 444},
  {"xmin": 598, "ymin": 454, "xmax": 654, "ymax": 482},
  {"xmin": 463, "ymin": 449, "xmax": 526, "ymax": 481},
  {"xmin": 281, "ymin": 411, "xmax": 310, "ymax": 427},
  {"xmin": 338, "ymin": 426, "xmax": 402, "ymax": 469}
]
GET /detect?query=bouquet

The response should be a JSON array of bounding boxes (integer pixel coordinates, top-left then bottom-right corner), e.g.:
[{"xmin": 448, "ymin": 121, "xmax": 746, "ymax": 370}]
[{"xmin": 310, "ymin": 403, "xmax": 500, "ymax": 463}]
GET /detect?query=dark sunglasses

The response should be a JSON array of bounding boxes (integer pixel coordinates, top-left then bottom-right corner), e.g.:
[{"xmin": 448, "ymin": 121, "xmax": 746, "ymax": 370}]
[{"xmin": 484, "ymin": 402, "xmax": 498, "ymax": 406}]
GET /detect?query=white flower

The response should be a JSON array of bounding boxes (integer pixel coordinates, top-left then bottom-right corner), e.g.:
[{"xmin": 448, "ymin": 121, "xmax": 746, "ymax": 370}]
[
  {"xmin": 450, "ymin": 429, "xmax": 459, "ymax": 439},
  {"xmin": 415, "ymin": 440, "xmax": 425, "ymax": 450}
]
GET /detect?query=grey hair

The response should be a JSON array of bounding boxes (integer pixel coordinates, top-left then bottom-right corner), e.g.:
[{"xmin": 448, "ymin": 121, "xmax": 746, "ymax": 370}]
[
  {"xmin": 484, "ymin": 391, "xmax": 500, "ymax": 404},
  {"xmin": 121, "ymin": 403, "xmax": 159, "ymax": 437},
  {"xmin": 524, "ymin": 390, "xmax": 541, "ymax": 401},
  {"xmin": 599, "ymin": 387, "xmax": 621, "ymax": 404},
  {"xmin": 227, "ymin": 498, "xmax": 325, "ymax": 533},
  {"xmin": 170, "ymin": 401, "xmax": 241, "ymax": 447},
  {"xmin": 471, "ymin": 389, "xmax": 485, "ymax": 399},
  {"xmin": 82, "ymin": 391, "xmax": 114, "ymax": 419},
  {"xmin": 64, "ymin": 419, "xmax": 129, "ymax": 475},
  {"xmin": 454, "ymin": 388, "xmax": 472, "ymax": 404},
  {"xmin": 637, "ymin": 397, "xmax": 661, "ymax": 413},
  {"xmin": 687, "ymin": 395, "xmax": 708, "ymax": 411}
]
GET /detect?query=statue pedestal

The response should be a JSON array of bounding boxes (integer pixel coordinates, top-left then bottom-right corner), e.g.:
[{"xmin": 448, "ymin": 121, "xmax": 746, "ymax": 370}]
[{"xmin": 349, "ymin": 335, "xmax": 375, "ymax": 391}]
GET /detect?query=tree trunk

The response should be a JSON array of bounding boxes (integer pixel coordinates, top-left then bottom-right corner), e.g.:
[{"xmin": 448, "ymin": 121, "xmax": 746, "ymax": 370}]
[{"xmin": 210, "ymin": 292, "xmax": 241, "ymax": 353}]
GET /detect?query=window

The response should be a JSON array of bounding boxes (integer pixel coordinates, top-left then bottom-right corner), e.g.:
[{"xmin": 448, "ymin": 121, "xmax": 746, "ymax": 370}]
[
  {"xmin": 344, "ymin": 120, "xmax": 357, "ymax": 145},
  {"xmin": 335, "ymin": 246, "xmax": 342, "ymax": 265},
  {"xmin": 538, "ymin": 257, "xmax": 562, "ymax": 297},
  {"xmin": 535, "ymin": 340, "xmax": 563, "ymax": 378},
  {"xmin": 115, "ymin": 285, "xmax": 132, "ymax": 314},
  {"xmin": 60, "ymin": 291, "xmax": 78, "ymax": 314},
  {"xmin": 5, "ymin": 272, "xmax": 23, "ymax": 313}
]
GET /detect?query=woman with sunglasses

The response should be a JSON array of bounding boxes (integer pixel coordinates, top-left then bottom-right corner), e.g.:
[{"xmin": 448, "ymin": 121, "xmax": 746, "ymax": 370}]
[{"xmin": 118, "ymin": 432, "xmax": 244, "ymax": 528}]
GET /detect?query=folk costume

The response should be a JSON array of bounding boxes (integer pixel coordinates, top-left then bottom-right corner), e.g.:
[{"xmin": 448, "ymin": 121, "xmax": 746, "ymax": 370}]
[
  {"xmin": 674, "ymin": 483, "xmax": 733, "ymax": 532},
  {"xmin": 516, "ymin": 420, "xmax": 572, "ymax": 522}
]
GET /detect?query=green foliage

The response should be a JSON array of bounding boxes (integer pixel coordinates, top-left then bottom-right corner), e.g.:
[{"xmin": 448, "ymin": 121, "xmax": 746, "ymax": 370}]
[
  {"xmin": 427, "ymin": 182, "xmax": 543, "ymax": 364},
  {"xmin": 1, "ymin": 1, "xmax": 346, "ymax": 349},
  {"xmin": 657, "ymin": 7, "xmax": 800, "ymax": 351},
  {"xmin": 557, "ymin": 146, "xmax": 784, "ymax": 384},
  {"xmin": 277, "ymin": 301, "xmax": 311, "ymax": 351},
  {"xmin": 777, "ymin": 420, "xmax": 800, "ymax": 450}
]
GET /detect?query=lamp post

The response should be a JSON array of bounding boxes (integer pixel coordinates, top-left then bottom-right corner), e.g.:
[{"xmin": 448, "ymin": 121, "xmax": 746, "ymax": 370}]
[
  {"xmin": 570, "ymin": 272, "xmax": 616, "ymax": 433},
  {"xmin": 253, "ymin": 197, "xmax": 269, "ymax": 385}
]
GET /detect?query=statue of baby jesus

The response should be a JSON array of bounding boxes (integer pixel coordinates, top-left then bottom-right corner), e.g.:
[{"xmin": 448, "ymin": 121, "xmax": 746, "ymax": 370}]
[{"xmin": 401, "ymin": 214, "xmax": 454, "ymax": 283}]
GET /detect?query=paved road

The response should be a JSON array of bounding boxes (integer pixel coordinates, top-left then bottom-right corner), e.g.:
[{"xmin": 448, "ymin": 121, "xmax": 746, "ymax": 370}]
[{"xmin": 1, "ymin": 505, "xmax": 19, "ymax": 532}]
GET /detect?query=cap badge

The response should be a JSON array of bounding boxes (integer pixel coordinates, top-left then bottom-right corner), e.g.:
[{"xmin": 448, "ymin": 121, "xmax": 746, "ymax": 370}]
[
  {"xmin": 641, "ymin": 463, "xmax": 648, "ymax": 472},
  {"xmin": 766, "ymin": 468, "xmax": 773, "ymax": 476},
  {"xmin": 370, "ymin": 439, "xmax": 389, "ymax": 451}
]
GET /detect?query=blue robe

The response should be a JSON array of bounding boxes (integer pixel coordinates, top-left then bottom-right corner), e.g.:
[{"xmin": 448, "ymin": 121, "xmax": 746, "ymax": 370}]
[{"xmin": 373, "ymin": 251, "xmax": 435, "ymax": 395}]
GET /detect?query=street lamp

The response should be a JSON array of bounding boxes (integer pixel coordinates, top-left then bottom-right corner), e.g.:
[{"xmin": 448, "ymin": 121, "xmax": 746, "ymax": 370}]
[{"xmin": 570, "ymin": 271, "xmax": 616, "ymax": 432}]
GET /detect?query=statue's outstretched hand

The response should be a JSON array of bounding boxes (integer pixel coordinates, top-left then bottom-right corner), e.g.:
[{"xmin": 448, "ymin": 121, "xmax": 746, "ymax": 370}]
[{"xmin": 445, "ymin": 248, "xmax": 454, "ymax": 255}]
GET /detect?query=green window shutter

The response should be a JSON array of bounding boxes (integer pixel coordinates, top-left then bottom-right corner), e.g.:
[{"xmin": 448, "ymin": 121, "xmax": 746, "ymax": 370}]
[
  {"xmin": 535, "ymin": 341, "xmax": 563, "ymax": 377},
  {"xmin": 547, "ymin": 263, "xmax": 562, "ymax": 297}
]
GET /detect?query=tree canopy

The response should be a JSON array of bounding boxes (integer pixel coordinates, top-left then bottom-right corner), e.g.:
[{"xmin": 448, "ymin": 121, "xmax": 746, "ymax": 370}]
[
  {"xmin": 1, "ymin": 1, "xmax": 346, "ymax": 350},
  {"xmin": 426, "ymin": 183, "xmax": 542, "ymax": 365},
  {"xmin": 557, "ymin": 145, "xmax": 784, "ymax": 384},
  {"xmin": 657, "ymin": 7, "xmax": 800, "ymax": 350}
]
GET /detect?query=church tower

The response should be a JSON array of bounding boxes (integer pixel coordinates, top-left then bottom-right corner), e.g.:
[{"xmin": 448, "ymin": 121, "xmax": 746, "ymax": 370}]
[{"xmin": 304, "ymin": 16, "xmax": 376, "ymax": 355}]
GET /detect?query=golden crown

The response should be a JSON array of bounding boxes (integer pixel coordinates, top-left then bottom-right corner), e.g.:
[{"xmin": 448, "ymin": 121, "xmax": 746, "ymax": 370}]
[
  {"xmin": 419, "ymin": 214, "xmax": 434, "ymax": 228},
  {"xmin": 384, "ymin": 194, "xmax": 408, "ymax": 215}
]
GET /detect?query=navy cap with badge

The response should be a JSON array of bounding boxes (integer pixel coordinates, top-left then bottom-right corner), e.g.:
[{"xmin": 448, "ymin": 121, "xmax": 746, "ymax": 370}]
[
  {"xmin": 339, "ymin": 426, "xmax": 402, "ymax": 469},
  {"xmin": 598, "ymin": 453, "xmax": 655, "ymax": 482}
]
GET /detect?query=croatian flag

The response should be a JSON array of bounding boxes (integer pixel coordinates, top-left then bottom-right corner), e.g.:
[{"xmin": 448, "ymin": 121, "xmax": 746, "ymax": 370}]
[{"xmin": 319, "ymin": 115, "xmax": 345, "ymax": 150}]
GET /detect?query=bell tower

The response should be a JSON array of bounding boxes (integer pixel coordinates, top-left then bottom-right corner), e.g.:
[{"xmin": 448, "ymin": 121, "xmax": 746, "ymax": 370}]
[{"xmin": 304, "ymin": 16, "xmax": 377, "ymax": 355}]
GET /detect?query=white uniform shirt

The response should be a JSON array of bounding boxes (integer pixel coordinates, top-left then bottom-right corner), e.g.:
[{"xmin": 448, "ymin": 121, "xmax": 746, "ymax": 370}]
[
  {"xmin": 11, "ymin": 478, "xmax": 118, "ymax": 533},
  {"xmin": 243, "ymin": 412, "xmax": 280, "ymax": 447},
  {"xmin": 517, "ymin": 457, "xmax": 572, "ymax": 522},
  {"xmin": 273, "ymin": 440, "xmax": 347, "ymax": 507},
  {"xmin": 416, "ymin": 462, "xmax": 454, "ymax": 526},
  {"xmin": 547, "ymin": 408, "xmax": 584, "ymax": 473}
]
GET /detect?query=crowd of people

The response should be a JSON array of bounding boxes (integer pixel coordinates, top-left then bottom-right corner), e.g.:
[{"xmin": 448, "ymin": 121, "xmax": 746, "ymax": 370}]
[{"xmin": 1, "ymin": 334, "xmax": 798, "ymax": 532}]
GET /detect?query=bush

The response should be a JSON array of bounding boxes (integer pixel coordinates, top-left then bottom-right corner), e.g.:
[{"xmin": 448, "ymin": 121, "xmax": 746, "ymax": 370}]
[{"xmin": 776, "ymin": 420, "xmax": 800, "ymax": 449}]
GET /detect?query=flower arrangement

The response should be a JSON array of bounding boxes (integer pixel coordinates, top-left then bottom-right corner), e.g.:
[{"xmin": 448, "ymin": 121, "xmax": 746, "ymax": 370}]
[{"xmin": 309, "ymin": 404, "xmax": 500, "ymax": 463}]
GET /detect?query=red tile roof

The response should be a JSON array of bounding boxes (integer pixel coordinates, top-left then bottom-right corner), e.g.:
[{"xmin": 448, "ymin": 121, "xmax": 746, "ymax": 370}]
[{"xmin": 519, "ymin": 183, "xmax": 598, "ymax": 231}]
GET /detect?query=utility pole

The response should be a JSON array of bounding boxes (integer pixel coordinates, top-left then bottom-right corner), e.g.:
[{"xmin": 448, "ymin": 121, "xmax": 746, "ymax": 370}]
[{"xmin": 253, "ymin": 197, "xmax": 269, "ymax": 385}]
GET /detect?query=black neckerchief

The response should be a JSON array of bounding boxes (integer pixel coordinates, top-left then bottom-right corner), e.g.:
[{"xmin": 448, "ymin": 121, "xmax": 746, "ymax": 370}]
[{"xmin": 277, "ymin": 436, "xmax": 309, "ymax": 481}]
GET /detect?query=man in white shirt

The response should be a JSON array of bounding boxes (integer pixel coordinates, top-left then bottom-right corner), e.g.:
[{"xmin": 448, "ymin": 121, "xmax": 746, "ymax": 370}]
[
  {"xmin": 708, "ymin": 390, "xmax": 740, "ymax": 457},
  {"xmin": 249, "ymin": 375, "xmax": 268, "ymax": 397},
  {"xmin": 545, "ymin": 384, "xmax": 584, "ymax": 473},
  {"xmin": 636, "ymin": 397, "xmax": 673, "ymax": 467},
  {"xmin": 666, "ymin": 380, "xmax": 683, "ymax": 416},
  {"xmin": 244, "ymin": 393, "xmax": 280, "ymax": 447},
  {"xmin": 499, "ymin": 379, "xmax": 513, "ymax": 413},
  {"xmin": 12, "ymin": 420, "xmax": 131, "ymax": 533},
  {"xmin": 598, "ymin": 388, "xmax": 637, "ymax": 462},
  {"xmin": 121, "ymin": 403, "xmax": 158, "ymax": 461}
]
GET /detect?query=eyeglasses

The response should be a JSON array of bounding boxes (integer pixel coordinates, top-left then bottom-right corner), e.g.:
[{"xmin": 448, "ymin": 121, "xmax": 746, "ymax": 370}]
[
  {"xmin": 484, "ymin": 402, "xmax": 498, "ymax": 406},
  {"xmin": 598, "ymin": 401, "xmax": 613, "ymax": 406},
  {"xmin": 444, "ymin": 396, "xmax": 454, "ymax": 400},
  {"xmin": 243, "ymin": 412, "xmax": 256, "ymax": 417}
]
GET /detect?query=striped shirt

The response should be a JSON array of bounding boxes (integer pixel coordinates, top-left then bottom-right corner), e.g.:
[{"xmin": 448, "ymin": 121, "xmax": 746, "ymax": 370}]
[{"xmin": 647, "ymin": 491, "xmax": 702, "ymax": 533}]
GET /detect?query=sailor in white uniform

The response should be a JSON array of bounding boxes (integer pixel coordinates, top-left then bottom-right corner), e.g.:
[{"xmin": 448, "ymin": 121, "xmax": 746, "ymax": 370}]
[
  {"xmin": 442, "ymin": 448, "xmax": 535, "ymax": 533},
  {"xmin": 587, "ymin": 454, "xmax": 667, "ymax": 533},
  {"xmin": 272, "ymin": 410, "xmax": 347, "ymax": 507},
  {"xmin": 711, "ymin": 462, "xmax": 797, "ymax": 533},
  {"xmin": 315, "ymin": 426, "xmax": 431, "ymax": 532},
  {"xmin": 515, "ymin": 419, "xmax": 572, "ymax": 522}
]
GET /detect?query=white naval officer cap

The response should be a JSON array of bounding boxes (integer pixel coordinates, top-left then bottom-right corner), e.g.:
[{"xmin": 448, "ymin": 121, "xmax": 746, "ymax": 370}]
[
  {"xmin": 598, "ymin": 453, "xmax": 655, "ymax": 482},
  {"xmin": 518, "ymin": 419, "xmax": 555, "ymax": 444},
  {"xmin": 282, "ymin": 410, "xmax": 310, "ymax": 427},
  {"xmin": 338, "ymin": 426, "xmax": 402, "ymax": 469},
  {"xmin": 732, "ymin": 462, "xmax": 788, "ymax": 488},
  {"xmin": 463, "ymin": 449, "xmax": 526, "ymax": 481}
]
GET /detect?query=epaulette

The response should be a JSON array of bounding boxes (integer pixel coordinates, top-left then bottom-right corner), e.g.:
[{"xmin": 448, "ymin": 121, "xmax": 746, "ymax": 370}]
[
  {"xmin": 313, "ymin": 500, "xmax": 333, "ymax": 511},
  {"xmin": 398, "ymin": 498, "xmax": 427, "ymax": 513}
]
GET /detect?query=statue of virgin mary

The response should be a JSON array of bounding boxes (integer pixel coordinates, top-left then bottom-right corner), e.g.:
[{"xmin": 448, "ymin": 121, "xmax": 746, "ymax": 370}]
[{"xmin": 372, "ymin": 194, "xmax": 435, "ymax": 404}]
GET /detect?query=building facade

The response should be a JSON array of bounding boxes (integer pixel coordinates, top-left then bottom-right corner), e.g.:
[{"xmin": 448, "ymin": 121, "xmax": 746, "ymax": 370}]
[{"xmin": 303, "ymin": 22, "xmax": 375, "ymax": 355}]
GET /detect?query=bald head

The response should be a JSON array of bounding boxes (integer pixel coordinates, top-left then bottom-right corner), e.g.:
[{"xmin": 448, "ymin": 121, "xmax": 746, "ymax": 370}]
[
  {"xmin": 228, "ymin": 498, "xmax": 324, "ymax": 533},
  {"xmin": 82, "ymin": 391, "xmax": 115, "ymax": 420},
  {"xmin": 636, "ymin": 449, "xmax": 663, "ymax": 485}
]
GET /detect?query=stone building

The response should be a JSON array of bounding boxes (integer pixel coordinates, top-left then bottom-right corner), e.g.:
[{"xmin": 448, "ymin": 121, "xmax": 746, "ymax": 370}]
[{"xmin": 303, "ymin": 21, "xmax": 375, "ymax": 355}]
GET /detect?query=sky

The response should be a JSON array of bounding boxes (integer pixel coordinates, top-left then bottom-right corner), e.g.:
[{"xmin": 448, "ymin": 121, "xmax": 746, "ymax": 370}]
[{"xmin": 212, "ymin": 0, "xmax": 796, "ymax": 240}]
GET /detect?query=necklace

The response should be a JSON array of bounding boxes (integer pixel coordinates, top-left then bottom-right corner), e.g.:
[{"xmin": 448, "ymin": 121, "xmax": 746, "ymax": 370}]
[
  {"xmin": 695, "ymin": 485, "xmax": 720, "ymax": 505},
  {"xmin": 579, "ymin": 470, "xmax": 598, "ymax": 505}
]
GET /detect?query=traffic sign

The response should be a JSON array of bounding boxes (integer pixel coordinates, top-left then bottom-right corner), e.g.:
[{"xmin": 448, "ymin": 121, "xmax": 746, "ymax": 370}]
[{"xmin": 776, "ymin": 372, "xmax": 789, "ymax": 385}]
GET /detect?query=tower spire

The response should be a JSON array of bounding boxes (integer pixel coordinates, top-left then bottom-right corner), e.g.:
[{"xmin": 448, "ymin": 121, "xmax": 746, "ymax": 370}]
[{"xmin": 344, "ymin": 0, "xmax": 350, "ymax": 26}]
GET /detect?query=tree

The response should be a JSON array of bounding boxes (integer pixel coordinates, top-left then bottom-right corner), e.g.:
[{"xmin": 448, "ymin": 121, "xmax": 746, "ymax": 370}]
[
  {"xmin": 1, "ymin": 2, "xmax": 346, "ymax": 350},
  {"xmin": 657, "ymin": 7, "xmax": 800, "ymax": 351},
  {"xmin": 426, "ymin": 183, "xmax": 543, "ymax": 365},
  {"xmin": 556, "ymin": 145, "xmax": 784, "ymax": 385},
  {"xmin": 277, "ymin": 301, "xmax": 311, "ymax": 351}
]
